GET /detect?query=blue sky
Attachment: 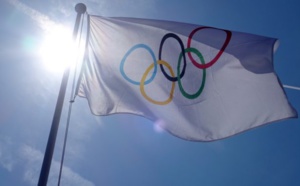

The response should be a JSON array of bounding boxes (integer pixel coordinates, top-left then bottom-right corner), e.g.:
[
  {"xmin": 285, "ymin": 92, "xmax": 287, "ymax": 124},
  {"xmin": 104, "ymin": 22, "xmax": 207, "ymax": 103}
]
[{"xmin": 0, "ymin": 0, "xmax": 299, "ymax": 185}]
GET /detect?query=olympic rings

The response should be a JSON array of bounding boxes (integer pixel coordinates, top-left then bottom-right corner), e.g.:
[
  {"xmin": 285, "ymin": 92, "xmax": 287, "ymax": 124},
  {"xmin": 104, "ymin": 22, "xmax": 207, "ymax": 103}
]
[
  {"xmin": 140, "ymin": 60, "xmax": 176, "ymax": 105},
  {"xmin": 119, "ymin": 27, "xmax": 232, "ymax": 105},
  {"xmin": 159, "ymin": 33, "xmax": 186, "ymax": 82},
  {"xmin": 187, "ymin": 27, "xmax": 232, "ymax": 69},
  {"xmin": 177, "ymin": 48, "xmax": 206, "ymax": 99},
  {"xmin": 120, "ymin": 44, "xmax": 157, "ymax": 85}
]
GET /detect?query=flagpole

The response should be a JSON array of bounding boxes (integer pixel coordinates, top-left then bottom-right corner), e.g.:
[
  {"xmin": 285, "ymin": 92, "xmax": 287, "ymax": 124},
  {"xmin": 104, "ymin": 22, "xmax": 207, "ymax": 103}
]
[{"xmin": 38, "ymin": 3, "xmax": 86, "ymax": 186}]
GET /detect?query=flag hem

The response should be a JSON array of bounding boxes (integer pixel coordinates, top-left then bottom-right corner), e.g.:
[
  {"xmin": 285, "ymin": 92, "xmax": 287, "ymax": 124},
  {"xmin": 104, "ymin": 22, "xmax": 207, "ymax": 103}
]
[{"xmin": 76, "ymin": 94, "xmax": 297, "ymax": 142}]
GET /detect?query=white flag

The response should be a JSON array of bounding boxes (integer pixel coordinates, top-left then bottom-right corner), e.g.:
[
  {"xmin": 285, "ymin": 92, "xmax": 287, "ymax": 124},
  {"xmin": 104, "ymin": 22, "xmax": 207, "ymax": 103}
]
[{"xmin": 77, "ymin": 15, "xmax": 297, "ymax": 141}]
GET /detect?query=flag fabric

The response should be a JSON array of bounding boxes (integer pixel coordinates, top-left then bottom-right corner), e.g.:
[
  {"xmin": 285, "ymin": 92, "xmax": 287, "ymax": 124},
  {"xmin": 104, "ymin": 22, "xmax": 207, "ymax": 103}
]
[{"xmin": 76, "ymin": 15, "xmax": 297, "ymax": 141}]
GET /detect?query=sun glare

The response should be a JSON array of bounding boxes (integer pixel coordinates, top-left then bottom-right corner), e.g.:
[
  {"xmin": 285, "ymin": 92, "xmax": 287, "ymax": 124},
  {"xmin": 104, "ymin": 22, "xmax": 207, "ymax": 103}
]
[{"xmin": 39, "ymin": 25, "xmax": 77, "ymax": 73}]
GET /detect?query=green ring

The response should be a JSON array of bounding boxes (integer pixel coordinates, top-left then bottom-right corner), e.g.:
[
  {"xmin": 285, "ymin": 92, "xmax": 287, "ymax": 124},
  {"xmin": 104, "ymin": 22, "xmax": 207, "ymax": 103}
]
[{"xmin": 177, "ymin": 48, "xmax": 206, "ymax": 99}]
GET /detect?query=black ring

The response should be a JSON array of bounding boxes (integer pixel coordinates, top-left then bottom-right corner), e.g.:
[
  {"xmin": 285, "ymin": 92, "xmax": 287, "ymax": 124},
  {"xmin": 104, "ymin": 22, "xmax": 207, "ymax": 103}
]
[{"xmin": 158, "ymin": 33, "xmax": 186, "ymax": 82}]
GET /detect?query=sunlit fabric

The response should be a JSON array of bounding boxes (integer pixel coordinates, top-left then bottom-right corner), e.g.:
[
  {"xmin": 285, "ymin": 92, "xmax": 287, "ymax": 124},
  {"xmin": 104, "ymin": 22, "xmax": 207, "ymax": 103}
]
[{"xmin": 77, "ymin": 15, "xmax": 297, "ymax": 141}]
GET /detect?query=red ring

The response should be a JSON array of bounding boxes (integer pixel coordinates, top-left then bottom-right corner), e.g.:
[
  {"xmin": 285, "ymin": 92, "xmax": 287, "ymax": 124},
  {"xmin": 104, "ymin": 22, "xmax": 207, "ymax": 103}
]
[{"xmin": 187, "ymin": 27, "xmax": 232, "ymax": 69}]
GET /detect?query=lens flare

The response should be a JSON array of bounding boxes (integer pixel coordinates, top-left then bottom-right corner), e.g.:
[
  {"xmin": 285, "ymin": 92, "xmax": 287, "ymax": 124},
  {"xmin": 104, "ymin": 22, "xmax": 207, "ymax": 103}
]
[{"xmin": 154, "ymin": 119, "xmax": 166, "ymax": 133}]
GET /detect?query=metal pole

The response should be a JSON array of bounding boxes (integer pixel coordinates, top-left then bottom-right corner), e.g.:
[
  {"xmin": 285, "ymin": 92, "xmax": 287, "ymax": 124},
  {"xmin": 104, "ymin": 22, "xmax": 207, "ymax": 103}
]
[{"xmin": 38, "ymin": 3, "xmax": 86, "ymax": 186}]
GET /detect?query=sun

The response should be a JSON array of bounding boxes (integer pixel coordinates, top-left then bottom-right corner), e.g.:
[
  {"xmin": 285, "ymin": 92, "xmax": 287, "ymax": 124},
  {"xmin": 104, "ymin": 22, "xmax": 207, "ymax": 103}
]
[{"xmin": 38, "ymin": 25, "xmax": 77, "ymax": 73}]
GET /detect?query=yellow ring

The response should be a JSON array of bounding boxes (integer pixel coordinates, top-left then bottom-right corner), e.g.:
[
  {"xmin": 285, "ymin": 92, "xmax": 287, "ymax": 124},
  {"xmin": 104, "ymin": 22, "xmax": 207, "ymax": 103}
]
[{"xmin": 140, "ymin": 60, "xmax": 176, "ymax": 105}]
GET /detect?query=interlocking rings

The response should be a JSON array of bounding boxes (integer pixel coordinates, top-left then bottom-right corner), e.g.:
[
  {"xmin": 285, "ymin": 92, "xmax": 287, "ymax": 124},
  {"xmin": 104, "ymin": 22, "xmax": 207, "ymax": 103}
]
[{"xmin": 120, "ymin": 27, "xmax": 232, "ymax": 105}]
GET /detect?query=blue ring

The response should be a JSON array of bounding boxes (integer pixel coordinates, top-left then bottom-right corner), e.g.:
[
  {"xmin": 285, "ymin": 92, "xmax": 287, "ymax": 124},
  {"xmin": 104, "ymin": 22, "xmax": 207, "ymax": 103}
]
[{"xmin": 120, "ymin": 44, "xmax": 157, "ymax": 85}]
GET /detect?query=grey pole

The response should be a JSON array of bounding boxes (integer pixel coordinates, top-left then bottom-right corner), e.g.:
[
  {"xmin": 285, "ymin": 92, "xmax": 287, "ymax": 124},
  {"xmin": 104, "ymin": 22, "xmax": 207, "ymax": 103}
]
[{"xmin": 38, "ymin": 3, "xmax": 86, "ymax": 186}]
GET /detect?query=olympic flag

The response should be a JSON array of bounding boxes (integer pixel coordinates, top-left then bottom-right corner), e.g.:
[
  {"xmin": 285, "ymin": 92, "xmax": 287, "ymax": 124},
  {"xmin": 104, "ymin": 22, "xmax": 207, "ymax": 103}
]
[{"xmin": 76, "ymin": 15, "xmax": 297, "ymax": 141}]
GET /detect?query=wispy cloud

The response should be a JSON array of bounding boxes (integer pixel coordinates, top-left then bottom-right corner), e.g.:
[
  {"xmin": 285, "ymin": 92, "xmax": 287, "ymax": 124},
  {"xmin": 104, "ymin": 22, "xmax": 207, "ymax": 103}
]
[
  {"xmin": 6, "ymin": 0, "xmax": 58, "ymax": 31},
  {"xmin": 0, "ymin": 137, "xmax": 16, "ymax": 172},
  {"xmin": 7, "ymin": 0, "xmax": 159, "ymax": 23},
  {"xmin": 20, "ymin": 144, "xmax": 95, "ymax": 186}
]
